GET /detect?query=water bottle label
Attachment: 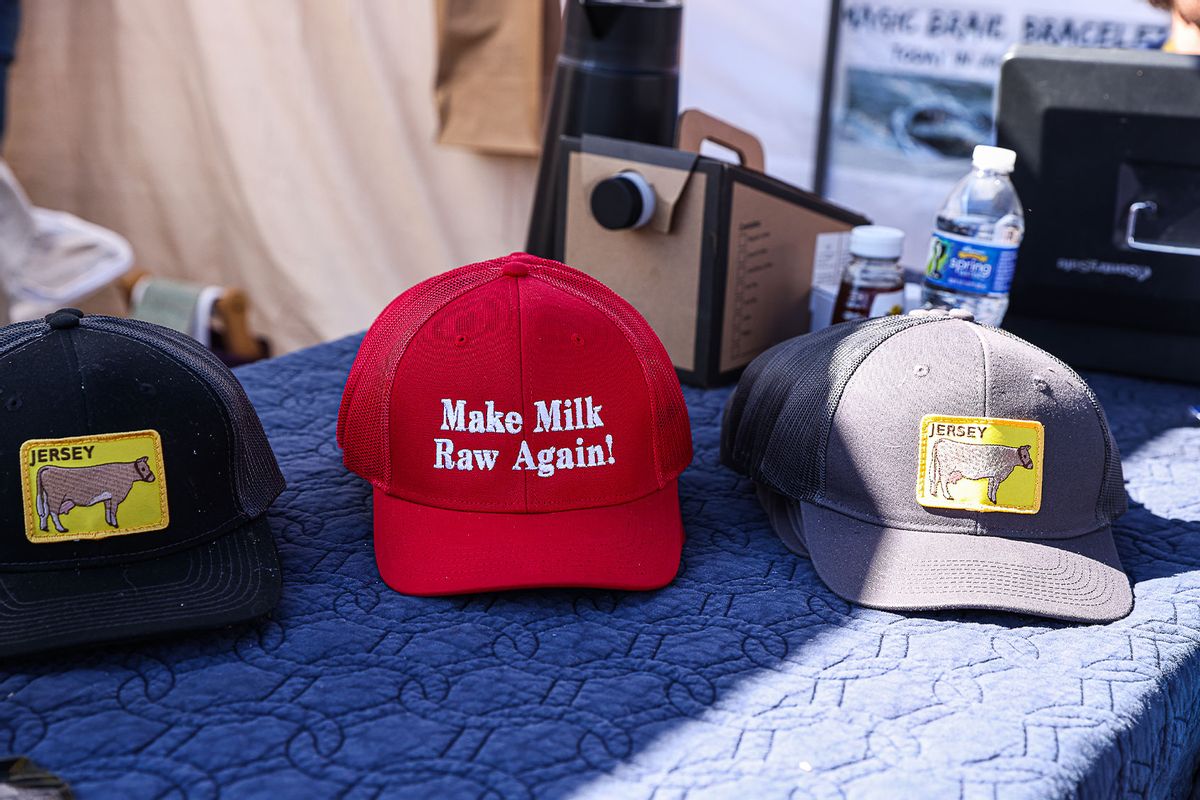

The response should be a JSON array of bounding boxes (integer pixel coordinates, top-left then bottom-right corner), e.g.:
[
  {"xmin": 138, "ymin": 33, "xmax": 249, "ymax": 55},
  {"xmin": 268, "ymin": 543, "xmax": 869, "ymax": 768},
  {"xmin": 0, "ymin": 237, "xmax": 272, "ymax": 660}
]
[{"xmin": 924, "ymin": 233, "xmax": 1018, "ymax": 295}]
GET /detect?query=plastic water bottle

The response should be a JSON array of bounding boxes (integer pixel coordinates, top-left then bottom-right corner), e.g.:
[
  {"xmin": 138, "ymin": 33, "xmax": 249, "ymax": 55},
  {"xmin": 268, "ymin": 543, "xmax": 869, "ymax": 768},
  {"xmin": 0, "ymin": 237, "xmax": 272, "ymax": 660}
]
[{"xmin": 922, "ymin": 145, "xmax": 1025, "ymax": 326}]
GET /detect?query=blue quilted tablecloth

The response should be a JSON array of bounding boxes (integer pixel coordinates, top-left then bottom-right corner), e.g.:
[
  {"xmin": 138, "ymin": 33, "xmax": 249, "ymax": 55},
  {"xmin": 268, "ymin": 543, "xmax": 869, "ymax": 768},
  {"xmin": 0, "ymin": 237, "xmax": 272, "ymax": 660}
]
[{"xmin": 3, "ymin": 334, "xmax": 1200, "ymax": 799}]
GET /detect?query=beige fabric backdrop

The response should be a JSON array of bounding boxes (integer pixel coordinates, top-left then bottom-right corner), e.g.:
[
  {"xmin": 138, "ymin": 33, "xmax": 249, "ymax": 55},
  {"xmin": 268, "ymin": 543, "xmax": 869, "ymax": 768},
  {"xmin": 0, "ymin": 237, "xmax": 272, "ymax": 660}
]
[{"xmin": 4, "ymin": 0, "xmax": 537, "ymax": 352}]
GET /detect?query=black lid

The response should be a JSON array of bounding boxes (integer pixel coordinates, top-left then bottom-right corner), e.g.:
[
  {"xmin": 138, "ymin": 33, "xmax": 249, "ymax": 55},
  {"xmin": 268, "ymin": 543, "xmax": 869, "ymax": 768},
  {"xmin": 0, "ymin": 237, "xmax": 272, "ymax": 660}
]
[
  {"xmin": 0, "ymin": 313, "xmax": 285, "ymax": 658},
  {"xmin": 590, "ymin": 173, "xmax": 646, "ymax": 229},
  {"xmin": 561, "ymin": 0, "xmax": 682, "ymax": 74}
]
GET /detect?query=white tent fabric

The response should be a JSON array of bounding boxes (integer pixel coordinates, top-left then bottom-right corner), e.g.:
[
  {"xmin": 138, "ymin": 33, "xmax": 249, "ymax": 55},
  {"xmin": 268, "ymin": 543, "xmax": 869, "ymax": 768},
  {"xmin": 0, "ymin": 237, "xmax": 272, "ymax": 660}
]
[{"xmin": 4, "ymin": 1, "xmax": 537, "ymax": 352}]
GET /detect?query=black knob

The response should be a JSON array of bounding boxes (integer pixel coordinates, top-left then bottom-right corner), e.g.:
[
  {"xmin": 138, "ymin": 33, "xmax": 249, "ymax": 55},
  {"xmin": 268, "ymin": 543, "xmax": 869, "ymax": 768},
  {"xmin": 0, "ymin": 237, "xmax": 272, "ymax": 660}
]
[{"xmin": 590, "ymin": 171, "xmax": 655, "ymax": 231}]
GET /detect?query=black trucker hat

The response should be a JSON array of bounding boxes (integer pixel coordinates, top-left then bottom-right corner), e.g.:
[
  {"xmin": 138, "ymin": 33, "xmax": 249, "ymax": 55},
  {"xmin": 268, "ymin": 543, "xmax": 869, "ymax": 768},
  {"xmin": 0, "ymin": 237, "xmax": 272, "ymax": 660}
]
[
  {"xmin": 722, "ymin": 308, "xmax": 1132, "ymax": 623},
  {"xmin": 0, "ymin": 310, "xmax": 285, "ymax": 657}
]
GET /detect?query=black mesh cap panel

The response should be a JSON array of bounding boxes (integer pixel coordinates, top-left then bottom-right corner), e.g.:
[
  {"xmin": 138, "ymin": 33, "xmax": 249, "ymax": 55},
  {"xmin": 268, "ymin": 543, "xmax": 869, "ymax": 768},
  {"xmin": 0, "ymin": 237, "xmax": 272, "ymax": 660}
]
[
  {"xmin": 723, "ymin": 315, "xmax": 948, "ymax": 501},
  {"xmin": 0, "ymin": 319, "xmax": 48, "ymax": 358},
  {"xmin": 81, "ymin": 316, "xmax": 285, "ymax": 518},
  {"xmin": 721, "ymin": 318, "xmax": 884, "ymax": 471}
]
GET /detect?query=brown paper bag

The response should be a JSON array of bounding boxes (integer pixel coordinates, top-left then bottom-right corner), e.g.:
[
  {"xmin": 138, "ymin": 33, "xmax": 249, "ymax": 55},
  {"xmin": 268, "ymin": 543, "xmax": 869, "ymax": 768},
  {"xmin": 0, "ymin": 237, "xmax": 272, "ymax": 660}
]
[{"xmin": 434, "ymin": 0, "xmax": 559, "ymax": 156}]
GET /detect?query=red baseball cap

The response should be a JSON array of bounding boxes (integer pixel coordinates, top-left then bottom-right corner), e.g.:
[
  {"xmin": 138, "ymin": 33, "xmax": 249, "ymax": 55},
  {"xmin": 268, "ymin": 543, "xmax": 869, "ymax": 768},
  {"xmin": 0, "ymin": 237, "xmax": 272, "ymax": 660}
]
[{"xmin": 337, "ymin": 253, "xmax": 692, "ymax": 595}]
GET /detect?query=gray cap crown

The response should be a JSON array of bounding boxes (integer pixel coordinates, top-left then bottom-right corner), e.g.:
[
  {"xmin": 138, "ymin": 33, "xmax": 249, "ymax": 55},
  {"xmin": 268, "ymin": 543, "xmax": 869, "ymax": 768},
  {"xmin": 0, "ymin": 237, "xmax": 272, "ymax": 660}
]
[{"xmin": 725, "ymin": 315, "xmax": 1125, "ymax": 534}]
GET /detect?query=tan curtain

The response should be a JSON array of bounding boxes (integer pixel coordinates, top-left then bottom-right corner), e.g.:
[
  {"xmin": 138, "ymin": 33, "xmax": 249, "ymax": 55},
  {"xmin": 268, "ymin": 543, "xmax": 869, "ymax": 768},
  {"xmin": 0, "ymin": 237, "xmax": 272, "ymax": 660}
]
[{"xmin": 4, "ymin": 0, "xmax": 537, "ymax": 352}]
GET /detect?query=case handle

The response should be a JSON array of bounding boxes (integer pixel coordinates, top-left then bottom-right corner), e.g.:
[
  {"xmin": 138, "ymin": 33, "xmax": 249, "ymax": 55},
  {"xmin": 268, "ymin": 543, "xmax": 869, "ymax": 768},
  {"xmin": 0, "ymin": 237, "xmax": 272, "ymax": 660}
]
[
  {"xmin": 1125, "ymin": 201, "xmax": 1200, "ymax": 256},
  {"xmin": 676, "ymin": 109, "xmax": 765, "ymax": 173}
]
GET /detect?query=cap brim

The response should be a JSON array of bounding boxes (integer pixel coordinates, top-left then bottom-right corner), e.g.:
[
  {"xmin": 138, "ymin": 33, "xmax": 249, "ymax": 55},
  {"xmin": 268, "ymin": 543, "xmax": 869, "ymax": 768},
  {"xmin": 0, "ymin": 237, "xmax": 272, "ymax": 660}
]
[
  {"xmin": 791, "ymin": 501, "xmax": 1133, "ymax": 623},
  {"xmin": 754, "ymin": 484, "xmax": 808, "ymax": 557},
  {"xmin": 373, "ymin": 481, "xmax": 684, "ymax": 595},
  {"xmin": 0, "ymin": 517, "xmax": 281, "ymax": 659}
]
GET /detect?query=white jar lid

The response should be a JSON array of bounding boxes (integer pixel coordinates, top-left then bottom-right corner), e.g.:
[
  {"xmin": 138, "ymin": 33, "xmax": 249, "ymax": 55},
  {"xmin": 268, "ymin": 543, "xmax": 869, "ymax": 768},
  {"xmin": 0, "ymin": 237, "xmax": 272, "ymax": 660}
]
[
  {"xmin": 972, "ymin": 145, "xmax": 1016, "ymax": 173},
  {"xmin": 849, "ymin": 225, "xmax": 905, "ymax": 260}
]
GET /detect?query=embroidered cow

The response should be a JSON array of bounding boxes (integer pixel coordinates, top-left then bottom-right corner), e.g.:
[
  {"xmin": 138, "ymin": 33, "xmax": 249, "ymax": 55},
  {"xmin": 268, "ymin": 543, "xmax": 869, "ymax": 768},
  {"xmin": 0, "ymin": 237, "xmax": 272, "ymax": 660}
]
[
  {"xmin": 35, "ymin": 457, "xmax": 156, "ymax": 533},
  {"xmin": 929, "ymin": 439, "xmax": 1033, "ymax": 505}
]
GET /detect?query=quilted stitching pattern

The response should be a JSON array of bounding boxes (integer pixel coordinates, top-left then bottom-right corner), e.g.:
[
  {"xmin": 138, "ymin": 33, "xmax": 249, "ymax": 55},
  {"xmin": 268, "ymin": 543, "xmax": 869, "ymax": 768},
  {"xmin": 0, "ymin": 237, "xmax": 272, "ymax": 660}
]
[{"xmin": 1, "ymin": 334, "xmax": 1198, "ymax": 799}]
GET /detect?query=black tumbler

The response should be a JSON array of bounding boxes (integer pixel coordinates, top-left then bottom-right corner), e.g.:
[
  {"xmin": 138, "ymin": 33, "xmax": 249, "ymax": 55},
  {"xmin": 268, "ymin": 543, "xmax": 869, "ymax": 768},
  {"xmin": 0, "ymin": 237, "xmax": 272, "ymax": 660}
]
[{"xmin": 525, "ymin": 0, "xmax": 682, "ymax": 258}]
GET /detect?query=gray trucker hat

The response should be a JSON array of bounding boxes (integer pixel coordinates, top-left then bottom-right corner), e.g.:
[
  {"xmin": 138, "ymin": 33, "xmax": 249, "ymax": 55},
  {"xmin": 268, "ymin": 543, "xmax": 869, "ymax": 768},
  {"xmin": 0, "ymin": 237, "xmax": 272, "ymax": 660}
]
[{"xmin": 722, "ymin": 309, "xmax": 1132, "ymax": 623}]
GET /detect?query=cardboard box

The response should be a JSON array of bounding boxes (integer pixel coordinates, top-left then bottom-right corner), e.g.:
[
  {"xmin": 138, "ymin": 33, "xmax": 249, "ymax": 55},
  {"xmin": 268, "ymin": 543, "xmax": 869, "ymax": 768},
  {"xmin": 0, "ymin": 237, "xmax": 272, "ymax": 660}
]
[{"xmin": 554, "ymin": 132, "xmax": 868, "ymax": 386}]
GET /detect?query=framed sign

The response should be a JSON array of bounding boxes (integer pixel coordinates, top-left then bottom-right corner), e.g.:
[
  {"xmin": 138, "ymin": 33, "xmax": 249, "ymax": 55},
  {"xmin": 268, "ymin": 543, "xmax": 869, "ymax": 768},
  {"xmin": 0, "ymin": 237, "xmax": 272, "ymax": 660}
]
[{"xmin": 816, "ymin": 1, "xmax": 1170, "ymax": 270}]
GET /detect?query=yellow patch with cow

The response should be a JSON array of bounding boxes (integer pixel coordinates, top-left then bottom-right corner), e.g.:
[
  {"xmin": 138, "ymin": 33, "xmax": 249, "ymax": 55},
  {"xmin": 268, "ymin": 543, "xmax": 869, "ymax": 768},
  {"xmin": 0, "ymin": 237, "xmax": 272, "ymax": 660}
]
[
  {"xmin": 916, "ymin": 415, "xmax": 1044, "ymax": 514},
  {"xmin": 20, "ymin": 430, "xmax": 169, "ymax": 543}
]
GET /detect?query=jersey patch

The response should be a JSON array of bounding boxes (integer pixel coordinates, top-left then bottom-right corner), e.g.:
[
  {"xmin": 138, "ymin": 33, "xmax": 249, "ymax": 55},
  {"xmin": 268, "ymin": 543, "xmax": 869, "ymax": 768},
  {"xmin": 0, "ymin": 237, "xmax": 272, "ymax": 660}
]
[
  {"xmin": 916, "ymin": 415, "xmax": 1043, "ymax": 514},
  {"xmin": 21, "ymin": 430, "xmax": 169, "ymax": 543}
]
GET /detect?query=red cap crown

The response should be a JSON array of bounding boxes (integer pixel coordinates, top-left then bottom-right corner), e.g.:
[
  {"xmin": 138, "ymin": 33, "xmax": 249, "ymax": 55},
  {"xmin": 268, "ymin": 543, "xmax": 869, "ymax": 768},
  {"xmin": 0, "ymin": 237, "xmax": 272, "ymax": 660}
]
[{"xmin": 338, "ymin": 254, "xmax": 692, "ymax": 518}]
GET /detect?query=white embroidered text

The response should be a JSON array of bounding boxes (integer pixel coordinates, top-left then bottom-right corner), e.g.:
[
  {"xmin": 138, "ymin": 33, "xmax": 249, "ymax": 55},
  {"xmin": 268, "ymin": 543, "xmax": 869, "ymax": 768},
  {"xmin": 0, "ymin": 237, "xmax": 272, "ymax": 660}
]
[{"xmin": 433, "ymin": 396, "xmax": 616, "ymax": 478}]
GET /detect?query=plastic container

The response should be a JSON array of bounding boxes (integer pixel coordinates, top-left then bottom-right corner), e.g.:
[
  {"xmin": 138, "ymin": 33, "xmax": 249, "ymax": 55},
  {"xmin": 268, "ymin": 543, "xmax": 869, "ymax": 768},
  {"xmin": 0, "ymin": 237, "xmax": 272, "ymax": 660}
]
[{"xmin": 832, "ymin": 225, "xmax": 906, "ymax": 323}]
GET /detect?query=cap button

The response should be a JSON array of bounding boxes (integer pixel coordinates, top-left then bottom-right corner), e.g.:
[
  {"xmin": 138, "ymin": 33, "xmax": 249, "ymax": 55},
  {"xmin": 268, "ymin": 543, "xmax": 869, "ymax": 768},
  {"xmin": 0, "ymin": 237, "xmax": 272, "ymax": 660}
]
[
  {"xmin": 45, "ymin": 309, "xmax": 82, "ymax": 329},
  {"xmin": 947, "ymin": 308, "xmax": 975, "ymax": 321},
  {"xmin": 502, "ymin": 255, "xmax": 531, "ymax": 278}
]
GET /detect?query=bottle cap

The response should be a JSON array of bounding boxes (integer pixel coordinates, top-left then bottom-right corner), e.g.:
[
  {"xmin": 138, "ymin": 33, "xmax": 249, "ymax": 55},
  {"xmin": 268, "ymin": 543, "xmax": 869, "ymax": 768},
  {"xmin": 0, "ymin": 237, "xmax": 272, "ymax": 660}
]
[
  {"xmin": 972, "ymin": 145, "xmax": 1017, "ymax": 173},
  {"xmin": 849, "ymin": 225, "xmax": 905, "ymax": 260}
]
